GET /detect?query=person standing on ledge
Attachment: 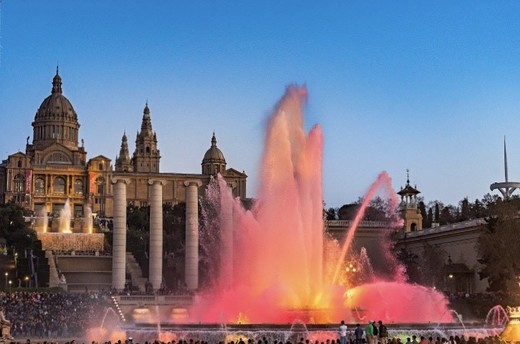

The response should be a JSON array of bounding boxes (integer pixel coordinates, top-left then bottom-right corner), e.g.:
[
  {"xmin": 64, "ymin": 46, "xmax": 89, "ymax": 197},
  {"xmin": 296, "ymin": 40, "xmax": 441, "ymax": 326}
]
[{"xmin": 339, "ymin": 320, "xmax": 348, "ymax": 344}]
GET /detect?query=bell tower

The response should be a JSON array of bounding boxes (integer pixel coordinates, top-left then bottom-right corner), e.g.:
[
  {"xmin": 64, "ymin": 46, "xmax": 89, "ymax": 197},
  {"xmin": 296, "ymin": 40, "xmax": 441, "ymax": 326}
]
[
  {"xmin": 397, "ymin": 169, "xmax": 423, "ymax": 232},
  {"xmin": 132, "ymin": 102, "xmax": 161, "ymax": 173},
  {"xmin": 115, "ymin": 131, "xmax": 132, "ymax": 172}
]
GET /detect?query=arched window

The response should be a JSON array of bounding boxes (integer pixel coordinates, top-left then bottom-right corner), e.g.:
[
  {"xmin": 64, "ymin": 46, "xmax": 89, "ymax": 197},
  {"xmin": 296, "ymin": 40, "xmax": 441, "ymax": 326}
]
[
  {"xmin": 14, "ymin": 174, "xmax": 25, "ymax": 193},
  {"xmin": 146, "ymin": 146, "xmax": 150, "ymax": 154},
  {"xmin": 74, "ymin": 179, "xmax": 83, "ymax": 195},
  {"xmin": 17, "ymin": 160, "xmax": 22, "ymax": 168},
  {"xmin": 35, "ymin": 178, "xmax": 45, "ymax": 194},
  {"xmin": 410, "ymin": 222, "xmax": 417, "ymax": 232},
  {"xmin": 98, "ymin": 163, "xmax": 103, "ymax": 170},
  {"xmin": 53, "ymin": 177, "xmax": 65, "ymax": 194},
  {"xmin": 96, "ymin": 176, "xmax": 105, "ymax": 195}
]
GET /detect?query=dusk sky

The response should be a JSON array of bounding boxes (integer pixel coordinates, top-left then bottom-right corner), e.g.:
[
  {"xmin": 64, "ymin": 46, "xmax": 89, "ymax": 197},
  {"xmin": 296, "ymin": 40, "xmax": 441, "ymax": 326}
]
[{"xmin": 1, "ymin": 1, "xmax": 520, "ymax": 208}]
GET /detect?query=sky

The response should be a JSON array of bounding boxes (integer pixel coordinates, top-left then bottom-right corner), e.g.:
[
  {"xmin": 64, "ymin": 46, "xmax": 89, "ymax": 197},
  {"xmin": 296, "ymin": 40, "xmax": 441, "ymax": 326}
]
[{"xmin": 1, "ymin": 1, "xmax": 520, "ymax": 208}]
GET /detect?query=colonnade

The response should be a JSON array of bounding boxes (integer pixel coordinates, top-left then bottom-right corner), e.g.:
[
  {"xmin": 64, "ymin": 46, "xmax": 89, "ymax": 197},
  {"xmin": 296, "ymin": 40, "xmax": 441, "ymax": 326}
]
[{"xmin": 111, "ymin": 178, "xmax": 202, "ymax": 291}]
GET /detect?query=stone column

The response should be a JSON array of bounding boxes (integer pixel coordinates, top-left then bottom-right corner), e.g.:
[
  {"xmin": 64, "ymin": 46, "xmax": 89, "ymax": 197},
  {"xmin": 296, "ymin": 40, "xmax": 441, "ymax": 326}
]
[
  {"xmin": 184, "ymin": 180, "xmax": 202, "ymax": 291},
  {"xmin": 111, "ymin": 177, "xmax": 131, "ymax": 290},
  {"xmin": 148, "ymin": 179, "xmax": 166, "ymax": 290},
  {"xmin": 220, "ymin": 183, "xmax": 235, "ymax": 289}
]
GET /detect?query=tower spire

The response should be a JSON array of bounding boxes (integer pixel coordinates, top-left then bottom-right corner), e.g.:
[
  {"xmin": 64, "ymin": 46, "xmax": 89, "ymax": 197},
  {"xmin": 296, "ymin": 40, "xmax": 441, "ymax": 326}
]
[
  {"xmin": 504, "ymin": 136, "xmax": 508, "ymax": 182},
  {"xmin": 211, "ymin": 131, "xmax": 217, "ymax": 147},
  {"xmin": 52, "ymin": 66, "xmax": 62, "ymax": 94},
  {"xmin": 490, "ymin": 137, "xmax": 520, "ymax": 199}
]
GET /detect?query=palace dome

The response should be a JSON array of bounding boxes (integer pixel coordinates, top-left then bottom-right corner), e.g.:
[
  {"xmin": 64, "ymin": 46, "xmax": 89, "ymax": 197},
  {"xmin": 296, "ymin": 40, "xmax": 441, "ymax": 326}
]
[
  {"xmin": 34, "ymin": 70, "xmax": 78, "ymax": 123},
  {"xmin": 202, "ymin": 133, "xmax": 226, "ymax": 164},
  {"xmin": 201, "ymin": 132, "xmax": 227, "ymax": 175},
  {"xmin": 31, "ymin": 69, "xmax": 80, "ymax": 150}
]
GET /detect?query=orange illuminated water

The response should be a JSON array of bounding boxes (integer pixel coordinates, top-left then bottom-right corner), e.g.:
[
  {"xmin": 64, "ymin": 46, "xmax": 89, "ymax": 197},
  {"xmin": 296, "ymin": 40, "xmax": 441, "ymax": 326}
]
[{"xmin": 189, "ymin": 86, "xmax": 452, "ymax": 324}]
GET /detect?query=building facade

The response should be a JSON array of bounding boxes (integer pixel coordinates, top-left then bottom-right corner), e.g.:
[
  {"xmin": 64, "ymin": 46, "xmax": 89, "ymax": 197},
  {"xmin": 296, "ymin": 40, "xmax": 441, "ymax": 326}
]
[{"xmin": 0, "ymin": 70, "xmax": 247, "ymax": 220}]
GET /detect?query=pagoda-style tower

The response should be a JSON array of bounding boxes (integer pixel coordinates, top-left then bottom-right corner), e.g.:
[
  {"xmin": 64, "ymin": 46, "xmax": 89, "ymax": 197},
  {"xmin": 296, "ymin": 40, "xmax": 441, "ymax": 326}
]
[
  {"xmin": 115, "ymin": 131, "xmax": 132, "ymax": 172},
  {"xmin": 397, "ymin": 170, "xmax": 423, "ymax": 232},
  {"xmin": 132, "ymin": 103, "xmax": 160, "ymax": 173}
]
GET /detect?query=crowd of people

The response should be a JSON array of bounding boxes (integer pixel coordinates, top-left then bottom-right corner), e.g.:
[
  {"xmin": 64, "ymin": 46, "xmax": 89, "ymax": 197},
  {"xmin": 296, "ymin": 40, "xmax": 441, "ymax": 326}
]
[
  {"xmin": 0, "ymin": 292, "xmax": 511, "ymax": 344},
  {"xmin": 337, "ymin": 320, "xmax": 506, "ymax": 344},
  {"xmin": 0, "ymin": 291, "xmax": 111, "ymax": 338}
]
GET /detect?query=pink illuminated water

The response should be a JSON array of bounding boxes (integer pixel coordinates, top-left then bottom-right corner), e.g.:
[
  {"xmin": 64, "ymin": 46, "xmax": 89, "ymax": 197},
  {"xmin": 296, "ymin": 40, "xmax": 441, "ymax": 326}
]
[{"xmin": 190, "ymin": 86, "xmax": 452, "ymax": 324}]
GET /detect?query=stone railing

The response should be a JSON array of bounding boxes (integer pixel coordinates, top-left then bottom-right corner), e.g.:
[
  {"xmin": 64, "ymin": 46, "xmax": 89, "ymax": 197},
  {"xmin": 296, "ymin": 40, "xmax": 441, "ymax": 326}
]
[{"xmin": 326, "ymin": 220, "xmax": 392, "ymax": 228}]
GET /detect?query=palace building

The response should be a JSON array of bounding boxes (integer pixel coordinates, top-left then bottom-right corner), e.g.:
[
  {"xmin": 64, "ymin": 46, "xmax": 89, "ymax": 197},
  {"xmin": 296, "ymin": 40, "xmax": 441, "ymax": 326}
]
[{"xmin": 0, "ymin": 69, "xmax": 248, "ymax": 220}]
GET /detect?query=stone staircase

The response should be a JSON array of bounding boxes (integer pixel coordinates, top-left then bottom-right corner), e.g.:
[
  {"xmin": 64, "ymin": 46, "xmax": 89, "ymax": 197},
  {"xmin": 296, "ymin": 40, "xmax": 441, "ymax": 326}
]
[
  {"xmin": 44, "ymin": 252, "xmax": 146, "ymax": 292},
  {"xmin": 45, "ymin": 251, "xmax": 62, "ymax": 289},
  {"xmin": 126, "ymin": 252, "xmax": 146, "ymax": 291}
]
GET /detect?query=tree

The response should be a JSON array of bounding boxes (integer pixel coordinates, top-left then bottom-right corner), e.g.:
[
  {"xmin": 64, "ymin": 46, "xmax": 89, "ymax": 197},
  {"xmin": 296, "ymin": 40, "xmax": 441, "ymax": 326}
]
[
  {"xmin": 325, "ymin": 207, "xmax": 337, "ymax": 220},
  {"xmin": 439, "ymin": 205, "xmax": 456, "ymax": 225},
  {"xmin": 396, "ymin": 248, "xmax": 422, "ymax": 284},
  {"xmin": 458, "ymin": 197, "xmax": 471, "ymax": 221},
  {"xmin": 338, "ymin": 204, "xmax": 359, "ymax": 220},
  {"xmin": 0, "ymin": 202, "xmax": 37, "ymax": 253},
  {"xmin": 163, "ymin": 202, "xmax": 186, "ymax": 253},
  {"xmin": 418, "ymin": 201, "xmax": 427, "ymax": 228},
  {"xmin": 127, "ymin": 204, "xmax": 149, "ymax": 232},
  {"xmin": 434, "ymin": 202, "xmax": 440, "ymax": 224},
  {"xmin": 472, "ymin": 199, "xmax": 484, "ymax": 218},
  {"xmin": 427, "ymin": 208, "xmax": 433, "ymax": 228},
  {"xmin": 478, "ymin": 198, "xmax": 520, "ymax": 294},
  {"xmin": 420, "ymin": 242, "xmax": 447, "ymax": 288}
]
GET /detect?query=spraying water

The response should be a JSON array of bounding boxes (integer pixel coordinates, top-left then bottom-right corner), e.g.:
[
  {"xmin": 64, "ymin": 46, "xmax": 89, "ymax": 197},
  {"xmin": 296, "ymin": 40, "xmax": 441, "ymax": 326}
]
[
  {"xmin": 84, "ymin": 204, "xmax": 93, "ymax": 234},
  {"xmin": 189, "ymin": 85, "xmax": 451, "ymax": 324},
  {"xmin": 38, "ymin": 207, "xmax": 48, "ymax": 233},
  {"xmin": 59, "ymin": 199, "xmax": 72, "ymax": 233}
]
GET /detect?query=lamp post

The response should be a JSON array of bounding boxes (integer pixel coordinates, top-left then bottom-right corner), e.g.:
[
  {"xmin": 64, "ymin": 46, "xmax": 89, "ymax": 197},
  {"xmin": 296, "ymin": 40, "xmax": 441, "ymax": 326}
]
[
  {"xmin": 4, "ymin": 272, "xmax": 7, "ymax": 290},
  {"xmin": 8, "ymin": 280, "xmax": 12, "ymax": 293},
  {"xmin": 448, "ymin": 273, "xmax": 454, "ymax": 295},
  {"xmin": 24, "ymin": 276, "xmax": 29, "ymax": 288}
]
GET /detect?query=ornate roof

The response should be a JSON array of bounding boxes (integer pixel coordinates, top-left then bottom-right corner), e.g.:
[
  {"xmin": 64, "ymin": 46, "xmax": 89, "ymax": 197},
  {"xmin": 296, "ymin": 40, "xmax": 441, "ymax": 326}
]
[
  {"xmin": 34, "ymin": 68, "xmax": 78, "ymax": 123},
  {"xmin": 202, "ymin": 132, "xmax": 226, "ymax": 164},
  {"xmin": 397, "ymin": 169, "xmax": 420, "ymax": 196}
]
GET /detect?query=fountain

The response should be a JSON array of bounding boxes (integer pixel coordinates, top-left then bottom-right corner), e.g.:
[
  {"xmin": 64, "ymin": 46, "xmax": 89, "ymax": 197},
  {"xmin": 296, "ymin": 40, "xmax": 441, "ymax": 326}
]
[
  {"xmin": 486, "ymin": 305, "xmax": 509, "ymax": 327},
  {"xmin": 84, "ymin": 203, "xmax": 94, "ymax": 234},
  {"xmin": 36, "ymin": 207, "xmax": 48, "ymax": 233},
  {"xmin": 86, "ymin": 307, "xmax": 126, "ymax": 343},
  {"xmin": 89, "ymin": 86, "xmax": 462, "ymax": 343},
  {"xmin": 187, "ymin": 85, "xmax": 452, "ymax": 324},
  {"xmin": 501, "ymin": 306, "xmax": 520, "ymax": 342},
  {"xmin": 59, "ymin": 199, "xmax": 72, "ymax": 233},
  {"xmin": 36, "ymin": 198, "xmax": 105, "ymax": 251}
]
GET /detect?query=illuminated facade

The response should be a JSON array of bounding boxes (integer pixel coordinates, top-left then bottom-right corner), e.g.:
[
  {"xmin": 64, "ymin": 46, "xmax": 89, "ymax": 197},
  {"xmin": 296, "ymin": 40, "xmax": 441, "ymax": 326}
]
[{"xmin": 0, "ymin": 69, "xmax": 247, "ymax": 220}]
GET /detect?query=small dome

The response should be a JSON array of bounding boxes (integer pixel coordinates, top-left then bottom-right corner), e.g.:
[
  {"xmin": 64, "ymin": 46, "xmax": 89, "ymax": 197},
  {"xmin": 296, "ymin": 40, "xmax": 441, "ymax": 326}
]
[
  {"xmin": 202, "ymin": 132, "xmax": 226, "ymax": 164},
  {"xmin": 34, "ymin": 69, "xmax": 78, "ymax": 123}
]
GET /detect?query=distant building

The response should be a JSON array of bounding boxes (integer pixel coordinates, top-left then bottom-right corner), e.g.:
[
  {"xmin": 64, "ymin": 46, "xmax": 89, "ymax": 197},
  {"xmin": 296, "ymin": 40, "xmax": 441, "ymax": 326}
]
[
  {"xmin": 0, "ymin": 69, "xmax": 247, "ymax": 219},
  {"xmin": 327, "ymin": 172, "xmax": 489, "ymax": 294},
  {"xmin": 395, "ymin": 174, "xmax": 487, "ymax": 294}
]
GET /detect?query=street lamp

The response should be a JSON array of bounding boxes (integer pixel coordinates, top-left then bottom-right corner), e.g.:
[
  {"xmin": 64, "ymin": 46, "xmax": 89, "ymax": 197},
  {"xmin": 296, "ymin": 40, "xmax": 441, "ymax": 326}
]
[
  {"xmin": 8, "ymin": 280, "xmax": 12, "ymax": 293},
  {"xmin": 4, "ymin": 272, "xmax": 7, "ymax": 290},
  {"xmin": 24, "ymin": 276, "xmax": 29, "ymax": 288}
]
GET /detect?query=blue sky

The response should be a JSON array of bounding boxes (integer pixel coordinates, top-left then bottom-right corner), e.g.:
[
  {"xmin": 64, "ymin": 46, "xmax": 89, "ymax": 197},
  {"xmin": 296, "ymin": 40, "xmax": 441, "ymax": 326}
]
[{"xmin": 1, "ymin": 1, "xmax": 520, "ymax": 208}]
